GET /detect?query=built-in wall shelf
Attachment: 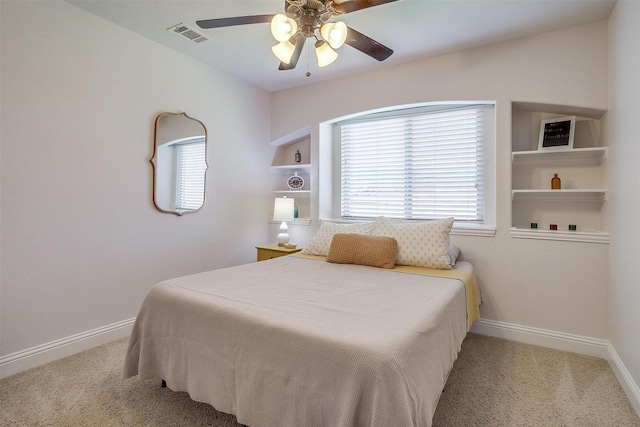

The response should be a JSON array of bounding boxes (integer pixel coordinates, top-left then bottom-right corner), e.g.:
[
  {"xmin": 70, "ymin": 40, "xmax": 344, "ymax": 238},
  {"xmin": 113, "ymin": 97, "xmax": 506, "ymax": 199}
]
[
  {"xmin": 511, "ymin": 102, "xmax": 606, "ymax": 120},
  {"xmin": 512, "ymin": 147, "xmax": 608, "ymax": 165},
  {"xmin": 510, "ymin": 227, "xmax": 610, "ymax": 244},
  {"xmin": 272, "ymin": 190, "xmax": 311, "ymax": 198},
  {"xmin": 270, "ymin": 127, "xmax": 312, "ymax": 225},
  {"xmin": 511, "ymin": 102, "xmax": 608, "ymax": 243},
  {"xmin": 511, "ymin": 189, "xmax": 607, "ymax": 202},
  {"xmin": 271, "ymin": 164, "xmax": 311, "ymax": 173},
  {"xmin": 269, "ymin": 218, "xmax": 311, "ymax": 226},
  {"xmin": 271, "ymin": 127, "xmax": 312, "ymax": 147}
]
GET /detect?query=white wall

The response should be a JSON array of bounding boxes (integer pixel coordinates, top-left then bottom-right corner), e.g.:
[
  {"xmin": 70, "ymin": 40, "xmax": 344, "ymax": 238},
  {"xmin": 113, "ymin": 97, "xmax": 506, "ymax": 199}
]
[
  {"xmin": 272, "ymin": 21, "xmax": 610, "ymax": 340},
  {"xmin": 0, "ymin": 1, "xmax": 273, "ymax": 358},
  {"xmin": 606, "ymin": 0, "xmax": 640, "ymax": 410}
]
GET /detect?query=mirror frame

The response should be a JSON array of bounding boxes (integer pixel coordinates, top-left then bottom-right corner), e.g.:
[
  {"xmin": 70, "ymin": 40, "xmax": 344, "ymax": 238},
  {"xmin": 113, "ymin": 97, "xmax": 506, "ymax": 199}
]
[{"xmin": 150, "ymin": 112, "xmax": 208, "ymax": 216}]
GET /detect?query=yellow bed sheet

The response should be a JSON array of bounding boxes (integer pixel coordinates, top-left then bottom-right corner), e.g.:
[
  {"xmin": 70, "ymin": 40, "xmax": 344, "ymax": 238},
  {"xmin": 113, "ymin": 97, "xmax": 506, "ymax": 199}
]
[{"xmin": 294, "ymin": 253, "xmax": 480, "ymax": 330}]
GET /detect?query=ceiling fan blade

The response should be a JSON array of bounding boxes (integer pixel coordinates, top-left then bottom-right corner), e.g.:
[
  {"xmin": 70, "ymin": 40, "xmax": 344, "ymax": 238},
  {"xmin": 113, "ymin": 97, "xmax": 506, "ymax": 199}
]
[
  {"xmin": 332, "ymin": 0, "xmax": 399, "ymax": 15},
  {"xmin": 344, "ymin": 27, "xmax": 393, "ymax": 61},
  {"xmin": 279, "ymin": 35, "xmax": 306, "ymax": 70},
  {"xmin": 196, "ymin": 15, "xmax": 275, "ymax": 29}
]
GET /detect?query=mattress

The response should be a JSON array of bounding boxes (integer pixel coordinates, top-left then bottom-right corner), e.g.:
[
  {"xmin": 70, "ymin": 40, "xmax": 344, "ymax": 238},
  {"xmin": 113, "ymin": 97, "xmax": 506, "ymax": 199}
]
[{"xmin": 123, "ymin": 254, "xmax": 479, "ymax": 427}]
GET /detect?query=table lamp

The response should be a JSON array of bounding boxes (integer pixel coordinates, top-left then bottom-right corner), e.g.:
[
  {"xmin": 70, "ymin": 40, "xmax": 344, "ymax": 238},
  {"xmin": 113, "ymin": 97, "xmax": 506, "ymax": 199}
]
[{"xmin": 273, "ymin": 197, "xmax": 294, "ymax": 246}]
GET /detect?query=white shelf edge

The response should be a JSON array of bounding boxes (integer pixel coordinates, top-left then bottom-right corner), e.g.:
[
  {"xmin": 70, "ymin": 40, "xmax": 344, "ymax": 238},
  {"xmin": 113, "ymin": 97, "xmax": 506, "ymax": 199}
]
[
  {"xmin": 512, "ymin": 147, "xmax": 608, "ymax": 165},
  {"xmin": 510, "ymin": 227, "xmax": 609, "ymax": 244},
  {"xmin": 269, "ymin": 218, "xmax": 311, "ymax": 226},
  {"xmin": 272, "ymin": 190, "xmax": 310, "ymax": 197},
  {"xmin": 271, "ymin": 164, "xmax": 311, "ymax": 172},
  {"xmin": 511, "ymin": 102, "xmax": 607, "ymax": 119},
  {"xmin": 270, "ymin": 126, "xmax": 311, "ymax": 147},
  {"xmin": 512, "ymin": 189, "xmax": 607, "ymax": 202}
]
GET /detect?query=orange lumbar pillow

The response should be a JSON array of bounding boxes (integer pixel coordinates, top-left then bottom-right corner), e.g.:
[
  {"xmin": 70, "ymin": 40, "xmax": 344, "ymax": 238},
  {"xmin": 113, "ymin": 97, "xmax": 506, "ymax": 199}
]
[{"xmin": 326, "ymin": 233, "xmax": 398, "ymax": 269}]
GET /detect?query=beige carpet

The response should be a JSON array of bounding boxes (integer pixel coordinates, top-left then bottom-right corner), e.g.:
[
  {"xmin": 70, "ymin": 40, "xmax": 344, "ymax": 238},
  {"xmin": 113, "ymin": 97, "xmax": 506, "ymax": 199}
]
[{"xmin": 1, "ymin": 333, "xmax": 638, "ymax": 426}]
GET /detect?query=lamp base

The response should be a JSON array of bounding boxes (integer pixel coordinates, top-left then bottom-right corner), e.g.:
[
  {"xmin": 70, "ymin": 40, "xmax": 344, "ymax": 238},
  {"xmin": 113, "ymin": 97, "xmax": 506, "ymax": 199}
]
[{"xmin": 277, "ymin": 221, "xmax": 290, "ymax": 246}]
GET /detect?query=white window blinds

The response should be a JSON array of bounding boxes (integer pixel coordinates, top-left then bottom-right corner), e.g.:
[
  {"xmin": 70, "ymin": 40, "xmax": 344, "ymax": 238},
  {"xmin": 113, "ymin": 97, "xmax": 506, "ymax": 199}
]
[
  {"xmin": 339, "ymin": 105, "xmax": 486, "ymax": 222},
  {"xmin": 174, "ymin": 138, "xmax": 206, "ymax": 210}
]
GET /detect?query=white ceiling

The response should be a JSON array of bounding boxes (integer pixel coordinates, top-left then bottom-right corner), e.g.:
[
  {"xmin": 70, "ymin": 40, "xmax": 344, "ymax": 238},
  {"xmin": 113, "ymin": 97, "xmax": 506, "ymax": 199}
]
[{"xmin": 67, "ymin": 0, "xmax": 616, "ymax": 92}]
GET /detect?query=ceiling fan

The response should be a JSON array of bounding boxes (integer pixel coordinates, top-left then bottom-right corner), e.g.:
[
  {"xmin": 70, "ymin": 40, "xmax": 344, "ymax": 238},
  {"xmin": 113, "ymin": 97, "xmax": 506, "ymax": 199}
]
[{"xmin": 196, "ymin": 0, "xmax": 398, "ymax": 71}]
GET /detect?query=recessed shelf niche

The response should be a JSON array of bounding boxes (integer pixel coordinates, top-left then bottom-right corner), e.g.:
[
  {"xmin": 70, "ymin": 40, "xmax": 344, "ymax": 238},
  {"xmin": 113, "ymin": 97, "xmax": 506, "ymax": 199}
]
[
  {"xmin": 270, "ymin": 127, "xmax": 312, "ymax": 225},
  {"xmin": 511, "ymin": 102, "xmax": 608, "ymax": 243}
]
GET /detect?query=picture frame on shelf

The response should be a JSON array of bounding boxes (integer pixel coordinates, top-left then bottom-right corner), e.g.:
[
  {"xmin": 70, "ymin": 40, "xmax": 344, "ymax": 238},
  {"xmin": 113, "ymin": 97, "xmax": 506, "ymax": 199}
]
[{"xmin": 538, "ymin": 116, "xmax": 575, "ymax": 151}]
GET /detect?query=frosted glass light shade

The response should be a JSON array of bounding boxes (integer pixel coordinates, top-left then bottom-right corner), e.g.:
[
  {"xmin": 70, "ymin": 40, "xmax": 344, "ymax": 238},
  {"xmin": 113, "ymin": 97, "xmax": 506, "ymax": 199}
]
[
  {"xmin": 315, "ymin": 40, "xmax": 338, "ymax": 67},
  {"xmin": 270, "ymin": 14, "xmax": 298, "ymax": 42},
  {"xmin": 272, "ymin": 40, "xmax": 296, "ymax": 64},
  {"xmin": 320, "ymin": 21, "xmax": 347, "ymax": 49}
]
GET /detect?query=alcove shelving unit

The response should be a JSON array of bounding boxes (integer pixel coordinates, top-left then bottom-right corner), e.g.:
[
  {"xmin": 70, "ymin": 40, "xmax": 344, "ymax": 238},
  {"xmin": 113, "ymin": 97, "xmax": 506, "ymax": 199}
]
[
  {"xmin": 270, "ymin": 127, "xmax": 312, "ymax": 226},
  {"xmin": 511, "ymin": 102, "xmax": 609, "ymax": 243}
]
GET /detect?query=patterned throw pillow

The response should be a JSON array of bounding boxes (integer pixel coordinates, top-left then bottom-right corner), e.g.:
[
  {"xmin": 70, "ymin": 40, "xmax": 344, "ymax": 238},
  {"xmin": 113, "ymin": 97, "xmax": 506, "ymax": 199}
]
[
  {"xmin": 301, "ymin": 221, "xmax": 375, "ymax": 256},
  {"xmin": 373, "ymin": 217, "xmax": 455, "ymax": 269},
  {"xmin": 326, "ymin": 234, "xmax": 398, "ymax": 269}
]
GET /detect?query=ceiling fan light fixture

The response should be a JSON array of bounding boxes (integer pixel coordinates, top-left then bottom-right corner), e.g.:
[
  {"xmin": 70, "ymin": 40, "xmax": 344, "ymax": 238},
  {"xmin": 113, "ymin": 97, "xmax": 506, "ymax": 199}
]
[
  {"xmin": 270, "ymin": 14, "xmax": 298, "ymax": 42},
  {"xmin": 197, "ymin": 0, "xmax": 396, "ymax": 72},
  {"xmin": 272, "ymin": 39, "xmax": 296, "ymax": 64},
  {"xmin": 315, "ymin": 40, "xmax": 338, "ymax": 67},
  {"xmin": 320, "ymin": 21, "xmax": 347, "ymax": 49}
]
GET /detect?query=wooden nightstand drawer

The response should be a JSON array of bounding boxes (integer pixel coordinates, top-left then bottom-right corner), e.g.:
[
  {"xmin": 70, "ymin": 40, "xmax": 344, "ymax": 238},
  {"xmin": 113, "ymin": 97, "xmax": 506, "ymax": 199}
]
[{"xmin": 256, "ymin": 244, "xmax": 302, "ymax": 261}]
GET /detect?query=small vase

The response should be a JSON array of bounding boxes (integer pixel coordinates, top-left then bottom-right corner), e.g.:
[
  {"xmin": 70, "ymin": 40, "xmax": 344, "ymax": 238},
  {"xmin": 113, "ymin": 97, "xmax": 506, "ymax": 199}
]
[
  {"xmin": 551, "ymin": 173, "xmax": 561, "ymax": 190},
  {"xmin": 295, "ymin": 149, "xmax": 301, "ymax": 163}
]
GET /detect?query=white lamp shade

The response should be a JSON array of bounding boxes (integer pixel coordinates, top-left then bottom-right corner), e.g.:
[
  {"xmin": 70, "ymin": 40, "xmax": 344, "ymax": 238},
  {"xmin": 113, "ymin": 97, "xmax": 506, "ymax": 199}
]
[
  {"xmin": 270, "ymin": 14, "xmax": 298, "ymax": 42},
  {"xmin": 273, "ymin": 197, "xmax": 295, "ymax": 222},
  {"xmin": 320, "ymin": 21, "xmax": 347, "ymax": 49},
  {"xmin": 315, "ymin": 40, "xmax": 338, "ymax": 67},
  {"xmin": 272, "ymin": 40, "xmax": 296, "ymax": 64}
]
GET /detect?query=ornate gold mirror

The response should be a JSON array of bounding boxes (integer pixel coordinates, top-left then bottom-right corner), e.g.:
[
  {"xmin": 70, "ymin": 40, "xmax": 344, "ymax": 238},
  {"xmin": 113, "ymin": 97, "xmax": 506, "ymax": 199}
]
[{"xmin": 151, "ymin": 112, "xmax": 208, "ymax": 215}]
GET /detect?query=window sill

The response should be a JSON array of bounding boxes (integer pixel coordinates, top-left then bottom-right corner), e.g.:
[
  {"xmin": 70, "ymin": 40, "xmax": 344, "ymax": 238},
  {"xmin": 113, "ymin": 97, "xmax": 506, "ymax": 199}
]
[
  {"xmin": 318, "ymin": 218, "xmax": 496, "ymax": 237},
  {"xmin": 451, "ymin": 224, "xmax": 496, "ymax": 237}
]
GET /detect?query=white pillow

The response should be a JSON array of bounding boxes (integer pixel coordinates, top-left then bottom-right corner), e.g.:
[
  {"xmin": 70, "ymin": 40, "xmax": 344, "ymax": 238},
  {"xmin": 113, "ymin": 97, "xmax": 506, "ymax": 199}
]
[
  {"xmin": 301, "ymin": 221, "xmax": 375, "ymax": 256},
  {"xmin": 449, "ymin": 244, "xmax": 461, "ymax": 266},
  {"xmin": 373, "ymin": 216, "xmax": 455, "ymax": 269}
]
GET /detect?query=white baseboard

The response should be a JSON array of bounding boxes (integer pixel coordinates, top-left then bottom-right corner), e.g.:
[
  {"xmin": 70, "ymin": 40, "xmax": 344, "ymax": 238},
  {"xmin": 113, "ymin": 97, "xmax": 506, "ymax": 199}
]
[
  {"xmin": 470, "ymin": 318, "xmax": 609, "ymax": 357},
  {"xmin": 471, "ymin": 318, "xmax": 640, "ymax": 418},
  {"xmin": 2, "ymin": 316, "xmax": 638, "ymax": 419},
  {"xmin": 607, "ymin": 341, "xmax": 640, "ymax": 416},
  {"xmin": 0, "ymin": 318, "xmax": 135, "ymax": 379}
]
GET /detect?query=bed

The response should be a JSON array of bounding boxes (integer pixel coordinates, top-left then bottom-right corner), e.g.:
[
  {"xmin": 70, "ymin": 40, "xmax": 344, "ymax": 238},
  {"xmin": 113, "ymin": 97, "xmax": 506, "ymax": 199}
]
[{"xmin": 123, "ymin": 219, "xmax": 481, "ymax": 427}]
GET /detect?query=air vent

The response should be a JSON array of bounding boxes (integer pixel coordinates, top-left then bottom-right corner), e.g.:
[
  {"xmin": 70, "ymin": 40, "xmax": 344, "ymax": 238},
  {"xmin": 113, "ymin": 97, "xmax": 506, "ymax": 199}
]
[{"xmin": 167, "ymin": 23, "xmax": 208, "ymax": 44}]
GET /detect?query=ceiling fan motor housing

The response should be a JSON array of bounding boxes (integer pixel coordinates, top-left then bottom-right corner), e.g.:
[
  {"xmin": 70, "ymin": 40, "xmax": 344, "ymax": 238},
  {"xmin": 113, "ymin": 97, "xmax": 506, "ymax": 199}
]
[
  {"xmin": 299, "ymin": 11, "xmax": 320, "ymax": 37},
  {"xmin": 286, "ymin": 0, "xmax": 339, "ymax": 36}
]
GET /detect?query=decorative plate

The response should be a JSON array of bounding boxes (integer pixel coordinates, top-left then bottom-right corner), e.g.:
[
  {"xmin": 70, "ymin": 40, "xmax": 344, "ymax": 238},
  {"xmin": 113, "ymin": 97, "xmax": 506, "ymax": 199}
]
[{"xmin": 287, "ymin": 173, "xmax": 304, "ymax": 190}]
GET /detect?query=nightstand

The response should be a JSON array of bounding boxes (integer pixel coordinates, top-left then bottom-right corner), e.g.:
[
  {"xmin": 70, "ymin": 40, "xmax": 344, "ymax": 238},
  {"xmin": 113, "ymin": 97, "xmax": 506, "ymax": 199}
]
[{"xmin": 256, "ymin": 244, "xmax": 302, "ymax": 261}]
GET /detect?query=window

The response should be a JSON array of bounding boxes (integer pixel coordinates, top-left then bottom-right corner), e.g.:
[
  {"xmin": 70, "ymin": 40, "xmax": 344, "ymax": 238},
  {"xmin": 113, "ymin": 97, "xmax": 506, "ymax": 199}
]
[
  {"xmin": 174, "ymin": 137, "xmax": 206, "ymax": 210},
  {"xmin": 333, "ymin": 103, "xmax": 494, "ymax": 226}
]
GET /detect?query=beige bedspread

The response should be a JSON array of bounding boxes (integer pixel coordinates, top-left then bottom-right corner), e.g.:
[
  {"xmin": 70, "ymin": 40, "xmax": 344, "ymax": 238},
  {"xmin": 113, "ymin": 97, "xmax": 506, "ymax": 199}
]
[{"xmin": 123, "ymin": 255, "xmax": 476, "ymax": 427}]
